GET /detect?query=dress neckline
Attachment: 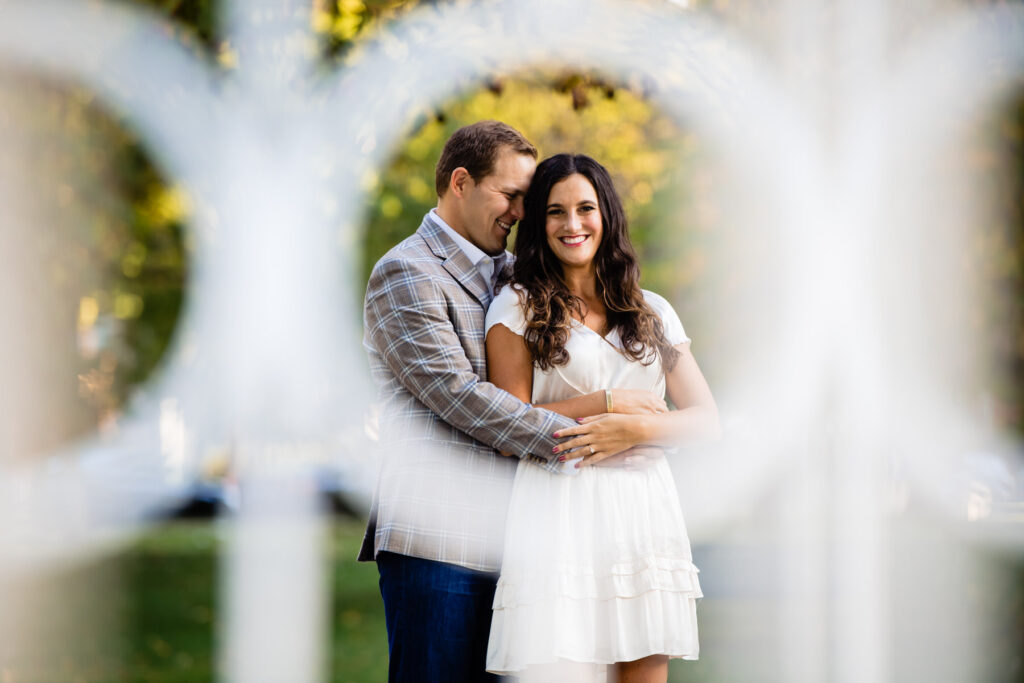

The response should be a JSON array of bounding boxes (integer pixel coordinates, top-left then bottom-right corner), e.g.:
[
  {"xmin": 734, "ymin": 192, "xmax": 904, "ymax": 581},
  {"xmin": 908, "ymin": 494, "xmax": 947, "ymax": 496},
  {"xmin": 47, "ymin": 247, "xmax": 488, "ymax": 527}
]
[{"xmin": 570, "ymin": 318, "xmax": 623, "ymax": 352}]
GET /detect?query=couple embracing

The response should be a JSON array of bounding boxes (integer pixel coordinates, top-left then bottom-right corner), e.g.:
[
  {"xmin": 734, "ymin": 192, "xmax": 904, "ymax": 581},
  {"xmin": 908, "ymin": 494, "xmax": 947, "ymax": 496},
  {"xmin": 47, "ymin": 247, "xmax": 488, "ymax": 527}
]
[{"xmin": 360, "ymin": 120, "xmax": 720, "ymax": 682}]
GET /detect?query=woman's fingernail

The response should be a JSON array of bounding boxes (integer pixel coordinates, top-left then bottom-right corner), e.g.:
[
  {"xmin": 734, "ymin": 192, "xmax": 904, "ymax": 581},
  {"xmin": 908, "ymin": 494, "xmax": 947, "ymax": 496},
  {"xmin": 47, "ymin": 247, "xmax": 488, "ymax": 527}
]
[
  {"xmin": 552, "ymin": 432, "xmax": 561, "ymax": 438},
  {"xmin": 576, "ymin": 418, "xmax": 583, "ymax": 423},
  {"xmin": 558, "ymin": 455, "xmax": 566, "ymax": 462},
  {"xmin": 552, "ymin": 446, "xmax": 560, "ymax": 453}
]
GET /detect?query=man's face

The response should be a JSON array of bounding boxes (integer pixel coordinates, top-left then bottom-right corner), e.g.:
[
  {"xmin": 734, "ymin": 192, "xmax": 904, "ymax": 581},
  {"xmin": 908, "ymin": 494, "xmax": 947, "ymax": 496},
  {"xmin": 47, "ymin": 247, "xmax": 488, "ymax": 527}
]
[{"xmin": 458, "ymin": 147, "xmax": 536, "ymax": 256}]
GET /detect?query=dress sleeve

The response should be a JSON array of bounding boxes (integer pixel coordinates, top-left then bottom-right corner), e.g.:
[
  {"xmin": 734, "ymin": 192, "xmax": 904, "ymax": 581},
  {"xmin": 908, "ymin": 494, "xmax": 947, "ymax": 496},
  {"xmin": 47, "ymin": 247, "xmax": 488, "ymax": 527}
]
[
  {"xmin": 485, "ymin": 284, "xmax": 529, "ymax": 337},
  {"xmin": 643, "ymin": 290, "xmax": 691, "ymax": 345}
]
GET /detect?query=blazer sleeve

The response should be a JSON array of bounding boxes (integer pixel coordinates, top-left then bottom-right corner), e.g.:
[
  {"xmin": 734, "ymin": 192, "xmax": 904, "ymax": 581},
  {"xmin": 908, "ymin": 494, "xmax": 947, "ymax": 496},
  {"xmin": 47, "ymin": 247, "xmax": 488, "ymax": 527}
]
[{"xmin": 365, "ymin": 256, "xmax": 574, "ymax": 473}]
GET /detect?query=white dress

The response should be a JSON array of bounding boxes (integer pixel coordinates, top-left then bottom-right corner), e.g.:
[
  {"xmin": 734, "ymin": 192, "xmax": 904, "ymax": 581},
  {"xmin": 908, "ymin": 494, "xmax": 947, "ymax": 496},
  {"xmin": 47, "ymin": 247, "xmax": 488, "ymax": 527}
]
[{"xmin": 484, "ymin": 285, "xmax": 702, "ymax": 675}]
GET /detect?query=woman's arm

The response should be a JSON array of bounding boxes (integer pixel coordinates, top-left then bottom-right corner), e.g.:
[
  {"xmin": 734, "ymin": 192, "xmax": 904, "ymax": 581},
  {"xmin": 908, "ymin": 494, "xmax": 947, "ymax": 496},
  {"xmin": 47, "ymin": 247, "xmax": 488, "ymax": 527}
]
[
  {"xmin": 638, "ymin": 342, "xmax": 720, "ymax": 442},
  {"xmin": 484, "ymin": 324, "xmax": 534, "ymax": 403},
  {"xmin": 486, "ymin": 324, "xmax": 668, "ymax": 418},
  {"xmin": 551, "ymin": 342, "xmax": 721, "ymax": 467}
]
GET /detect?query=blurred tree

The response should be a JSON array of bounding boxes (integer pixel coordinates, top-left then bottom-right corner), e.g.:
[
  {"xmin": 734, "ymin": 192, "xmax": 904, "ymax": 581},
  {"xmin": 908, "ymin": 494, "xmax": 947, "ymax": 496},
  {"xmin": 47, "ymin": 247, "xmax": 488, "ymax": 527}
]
[
  {"xmin": 117, "ymin": 0, "xmax": 218, "ymax": 47},
  {"xmin": 314, "ymin": 0, "xmax": 424, "ymax": 61},
  {"xmin": 972, "ymin": 92, "xmax": 1024, "ymax": 433},
  {"xmin": 357, "ymin": 75, "xmax": 690, "ymax": 291},
  {"xmin": 9, "ymin": 0, "xmax": 1023, "ymax": 440},
  {"xmin": 1, "ymin": 72, "xmax": 190, "ymax": 439}
]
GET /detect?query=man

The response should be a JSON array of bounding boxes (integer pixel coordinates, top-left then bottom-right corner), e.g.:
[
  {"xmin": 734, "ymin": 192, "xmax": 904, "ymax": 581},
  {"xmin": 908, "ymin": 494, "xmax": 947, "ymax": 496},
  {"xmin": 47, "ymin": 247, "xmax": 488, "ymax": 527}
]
[{"xmin": 359, "ymin": 120, "xmax": 576, "ymax": 681}]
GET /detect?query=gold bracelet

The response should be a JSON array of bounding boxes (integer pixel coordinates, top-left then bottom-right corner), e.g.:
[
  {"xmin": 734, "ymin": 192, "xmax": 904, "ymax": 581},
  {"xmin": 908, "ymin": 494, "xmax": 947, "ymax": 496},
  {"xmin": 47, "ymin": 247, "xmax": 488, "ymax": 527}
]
[{"xmin": 605, "ymin": 389, "xmax": 613, "ymax": 413}]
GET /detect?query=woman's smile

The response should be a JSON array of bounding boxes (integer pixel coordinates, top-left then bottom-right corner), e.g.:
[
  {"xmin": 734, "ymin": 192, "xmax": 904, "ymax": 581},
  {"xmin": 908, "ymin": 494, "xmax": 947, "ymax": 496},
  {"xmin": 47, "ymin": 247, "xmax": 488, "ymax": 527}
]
[{"xmin": 545, "ymin": 173, "xmax": 604, "ymax": 269}]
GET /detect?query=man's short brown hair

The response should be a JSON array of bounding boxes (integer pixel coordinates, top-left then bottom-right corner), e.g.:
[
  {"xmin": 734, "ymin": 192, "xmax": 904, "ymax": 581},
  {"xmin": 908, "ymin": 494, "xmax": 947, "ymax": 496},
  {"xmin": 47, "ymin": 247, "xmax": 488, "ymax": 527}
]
[{"xmin": 435, "ymin": 120, "xmax": 537, "ymax": 197}]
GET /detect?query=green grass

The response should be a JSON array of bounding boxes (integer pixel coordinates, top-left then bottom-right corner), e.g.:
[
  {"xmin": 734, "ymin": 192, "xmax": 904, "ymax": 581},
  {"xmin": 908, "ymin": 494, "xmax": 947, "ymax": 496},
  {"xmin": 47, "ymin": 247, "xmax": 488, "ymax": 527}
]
[
  {"xmin": 122, "ymin": 520, "xmax": 220, "ymax": 682},
  {"xmin": 0, "ymin": 519, "xmax": 725, "ymax": 682},
  {"xmin": 108, "ymin": 518, "xmax": 712, "ymax": 682},
  {"xmin": 0, "ymin": 518, "xmax": 389, "ymax": 682},
  {"xmin": 118, "ymin": 518, "xmax": 389, "ymax": 682},
  {"xmin": 327, "ymin": 521, "xmax": 389, "ymax": 681},
  {"xmin": 0, "ymin": 520, "xmax": 808, "ymax": 683},
  {"xmin": 116, "ymin": 519, "xmax": 712, "ymax": 682},
  {"xmin": 17, "ymin": 520, "xmax": 973, "ymax": 683}
]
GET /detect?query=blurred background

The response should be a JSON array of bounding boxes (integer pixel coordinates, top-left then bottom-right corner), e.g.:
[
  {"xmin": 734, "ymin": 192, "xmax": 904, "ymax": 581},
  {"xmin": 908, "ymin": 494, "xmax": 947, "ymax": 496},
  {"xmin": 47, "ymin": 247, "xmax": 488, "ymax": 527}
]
[{"xmin": 1, "ymin": 0, "xmax": 1023, "ymax": 680}]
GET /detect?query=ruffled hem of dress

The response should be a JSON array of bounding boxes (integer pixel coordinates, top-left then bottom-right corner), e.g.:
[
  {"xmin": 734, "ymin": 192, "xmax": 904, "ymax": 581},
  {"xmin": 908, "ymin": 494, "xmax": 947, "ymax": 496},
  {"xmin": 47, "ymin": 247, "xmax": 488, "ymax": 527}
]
[
  {"xmin": 486, "ymin": 649, "xmax": 699, "ymax": 675},
  {"xmin": 493, "ymin": 555, "xmax": 702, "ymax": 607},
  {"xmin": 486, "ymin": 589, "xmax": 700, "ymax": 673}
]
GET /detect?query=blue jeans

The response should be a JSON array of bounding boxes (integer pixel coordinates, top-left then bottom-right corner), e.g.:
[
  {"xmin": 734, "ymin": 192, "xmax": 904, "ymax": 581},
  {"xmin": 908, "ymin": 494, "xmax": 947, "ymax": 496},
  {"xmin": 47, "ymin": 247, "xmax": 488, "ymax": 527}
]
[{"xmin": 377, "ymin": 551, "xmax": 505, "ymax": 683}]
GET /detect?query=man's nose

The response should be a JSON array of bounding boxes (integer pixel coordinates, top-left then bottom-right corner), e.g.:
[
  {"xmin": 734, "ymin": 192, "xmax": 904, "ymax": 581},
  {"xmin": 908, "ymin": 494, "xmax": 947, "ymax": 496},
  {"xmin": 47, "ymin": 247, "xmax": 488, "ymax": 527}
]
[{"xmin": 510, "ymin": 196, "xmax": 525, "ymax": 221}]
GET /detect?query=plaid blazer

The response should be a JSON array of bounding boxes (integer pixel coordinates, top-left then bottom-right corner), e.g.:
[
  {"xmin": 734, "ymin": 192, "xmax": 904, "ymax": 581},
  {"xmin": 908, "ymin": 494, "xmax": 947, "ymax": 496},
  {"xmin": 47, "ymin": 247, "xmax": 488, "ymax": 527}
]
[{"xmin": 359, "ymin": 212, "xmax": 574, "ymax": 572}]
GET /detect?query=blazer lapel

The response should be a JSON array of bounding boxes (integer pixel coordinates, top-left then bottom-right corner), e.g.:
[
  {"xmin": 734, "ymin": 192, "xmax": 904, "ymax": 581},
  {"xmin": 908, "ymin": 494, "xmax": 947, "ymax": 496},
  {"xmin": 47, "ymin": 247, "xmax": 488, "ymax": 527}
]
[{"xmin": 418, "ymin": 215, "xmax": 491, "ymax": 308}]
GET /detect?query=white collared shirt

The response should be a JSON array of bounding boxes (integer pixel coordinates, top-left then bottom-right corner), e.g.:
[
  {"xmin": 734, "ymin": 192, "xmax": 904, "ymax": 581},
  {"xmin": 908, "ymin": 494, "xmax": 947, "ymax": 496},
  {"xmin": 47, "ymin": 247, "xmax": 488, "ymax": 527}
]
[{"xmin": 430, "ymin": 208, "xmax": 508, "ymax": 297}]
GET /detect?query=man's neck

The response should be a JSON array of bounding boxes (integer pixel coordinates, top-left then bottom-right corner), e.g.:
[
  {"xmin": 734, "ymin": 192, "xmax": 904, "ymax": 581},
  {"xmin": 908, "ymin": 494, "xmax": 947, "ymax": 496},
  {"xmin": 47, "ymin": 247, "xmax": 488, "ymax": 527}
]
[{"xmin": 434, "ymin": 202, "xmax": 466, "ymax": 241}]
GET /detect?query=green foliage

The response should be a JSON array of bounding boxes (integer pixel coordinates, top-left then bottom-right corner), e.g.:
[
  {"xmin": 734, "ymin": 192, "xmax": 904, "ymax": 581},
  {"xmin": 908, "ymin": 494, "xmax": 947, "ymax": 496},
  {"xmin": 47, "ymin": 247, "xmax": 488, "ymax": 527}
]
[
  {"xmin": 16, "ymin": 0, "xmax": 1024, "ymax": 434},
  {"xmin": 315, "ymin": 0, "xmax": 426, "ymax": 61},
  {"xmin": 49, "ymin": 90, "xmax": 188, "ymax": 423},
  {"xmin": 116, "ymin": 0, "xmax": 218, "ymax": 47},
  {"xmin": 359, "ymin": 75, "xmax": 690, "ymax": 291},
  {"xmin": 972, "ymin": 95, "xmax": 1024, "ymax": 433},
  {"xmin": 0, "ymin": 76, "xmax": 188, "ymax": 436}
]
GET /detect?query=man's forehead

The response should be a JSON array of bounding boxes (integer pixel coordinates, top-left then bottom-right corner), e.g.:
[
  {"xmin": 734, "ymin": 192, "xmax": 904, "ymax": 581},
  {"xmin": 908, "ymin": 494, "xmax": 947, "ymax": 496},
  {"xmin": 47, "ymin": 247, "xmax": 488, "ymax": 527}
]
[{"xmin": 490, "ymin": 151, "xmax": 535, "ymax": 183}]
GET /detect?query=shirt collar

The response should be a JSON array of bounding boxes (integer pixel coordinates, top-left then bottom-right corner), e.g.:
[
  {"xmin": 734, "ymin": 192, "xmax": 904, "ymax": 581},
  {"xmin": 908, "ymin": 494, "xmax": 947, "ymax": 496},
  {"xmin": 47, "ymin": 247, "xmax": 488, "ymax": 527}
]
[{"xmin": 430, "ymin": 208, "xmax": 490, "ymax": 267}]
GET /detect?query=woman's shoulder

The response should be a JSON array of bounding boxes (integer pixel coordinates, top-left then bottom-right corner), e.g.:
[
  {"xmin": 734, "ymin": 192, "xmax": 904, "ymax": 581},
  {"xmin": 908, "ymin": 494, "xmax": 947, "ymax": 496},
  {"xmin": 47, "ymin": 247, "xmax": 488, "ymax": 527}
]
[
  {"xmin": 486, "ymin": 283, "xmax": 529, "ymax": 336},
  {"xmin": 640, "ymin": 289, "xmax": 673, "ymax": 314},
  {"xmin": 640, "ymin": 289, "xmax": 690, "ymax": 344},
  {"xmin": 493, "ymin": 282, "xmax": 526, "ymax": 304}
]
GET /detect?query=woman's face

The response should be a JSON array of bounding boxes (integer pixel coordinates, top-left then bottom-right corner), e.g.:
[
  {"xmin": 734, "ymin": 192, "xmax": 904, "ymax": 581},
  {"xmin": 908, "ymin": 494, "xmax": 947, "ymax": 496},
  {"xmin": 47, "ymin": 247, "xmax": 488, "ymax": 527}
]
[{"xmin": 544, "ymin": 173, "xmax": 603, "ymax": 272}]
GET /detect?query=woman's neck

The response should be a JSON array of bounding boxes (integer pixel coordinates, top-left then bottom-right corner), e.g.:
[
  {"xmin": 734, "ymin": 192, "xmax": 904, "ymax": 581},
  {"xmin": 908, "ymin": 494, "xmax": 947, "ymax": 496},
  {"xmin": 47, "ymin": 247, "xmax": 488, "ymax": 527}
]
[{"xmin": 561, "ymin": 265, "xmax": 599, "ymax": 301}]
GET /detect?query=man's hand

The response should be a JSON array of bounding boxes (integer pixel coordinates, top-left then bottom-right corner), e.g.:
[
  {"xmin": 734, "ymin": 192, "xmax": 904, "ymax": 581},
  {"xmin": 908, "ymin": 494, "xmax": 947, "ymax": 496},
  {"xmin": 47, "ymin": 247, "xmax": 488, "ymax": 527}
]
[{"xmin": 591, "ymin": 445, "xmax": 666, "ymax": 470}]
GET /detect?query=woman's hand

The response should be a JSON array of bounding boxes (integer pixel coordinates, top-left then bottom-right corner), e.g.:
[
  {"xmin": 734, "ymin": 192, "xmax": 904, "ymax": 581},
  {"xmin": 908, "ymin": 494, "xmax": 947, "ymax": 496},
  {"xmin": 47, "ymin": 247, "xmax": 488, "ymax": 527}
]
[
  {"xmin": 608, "ymin": 389, "xmax": 668, "ymax": 415},
  {"xmin": 552, "ymin": 413, "xmax": 652, "ymax": 467}
]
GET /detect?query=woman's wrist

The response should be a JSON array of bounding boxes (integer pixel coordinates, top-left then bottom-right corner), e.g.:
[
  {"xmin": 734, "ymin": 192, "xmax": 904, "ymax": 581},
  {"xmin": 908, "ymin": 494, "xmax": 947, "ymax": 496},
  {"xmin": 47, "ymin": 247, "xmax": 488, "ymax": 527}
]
[{"xmin": 635, "ymin": 413, "xmax": 660, "ymax": 444}]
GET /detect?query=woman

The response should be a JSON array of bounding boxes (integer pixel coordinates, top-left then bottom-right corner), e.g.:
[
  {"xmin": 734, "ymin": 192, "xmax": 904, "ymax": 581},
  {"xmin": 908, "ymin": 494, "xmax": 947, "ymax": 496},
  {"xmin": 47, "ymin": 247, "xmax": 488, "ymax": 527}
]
[{"xmin": 484, "ymin": 154, "xmax": 720, "ymax": 682}]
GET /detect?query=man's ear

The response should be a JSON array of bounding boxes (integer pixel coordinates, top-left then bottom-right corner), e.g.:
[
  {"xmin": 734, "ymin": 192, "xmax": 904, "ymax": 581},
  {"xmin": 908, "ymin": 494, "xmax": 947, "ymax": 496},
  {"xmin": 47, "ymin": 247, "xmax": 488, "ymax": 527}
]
[{"xmin": 450, "ymin": 167, "xmax": 472, "ymax": 198}]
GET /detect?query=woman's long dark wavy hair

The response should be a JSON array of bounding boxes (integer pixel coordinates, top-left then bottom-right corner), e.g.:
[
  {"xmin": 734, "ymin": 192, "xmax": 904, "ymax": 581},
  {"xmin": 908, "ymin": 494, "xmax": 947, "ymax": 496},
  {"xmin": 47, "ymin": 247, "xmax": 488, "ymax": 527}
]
[{"xmin": 511, "ymin": 153, "xmax": 680, "ymax": 373}]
